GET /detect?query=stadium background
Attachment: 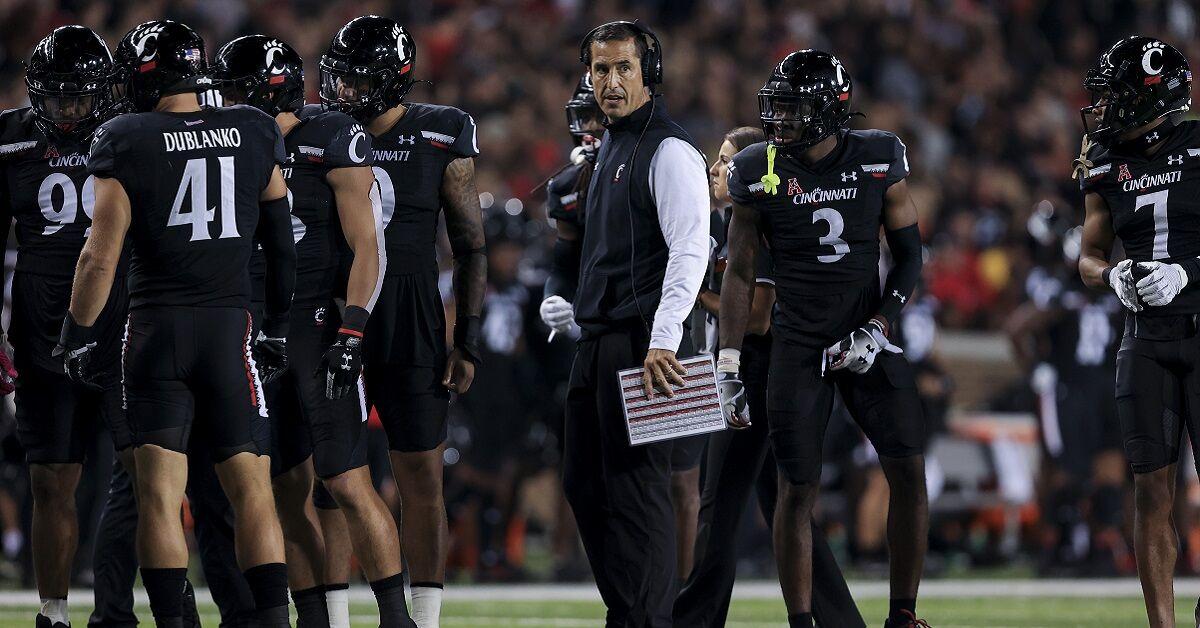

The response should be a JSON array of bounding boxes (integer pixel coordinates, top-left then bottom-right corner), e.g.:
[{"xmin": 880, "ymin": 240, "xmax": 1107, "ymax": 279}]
[{"xmin": 1, "ymin": 0, "xmax": 1200, "ymax": 624}]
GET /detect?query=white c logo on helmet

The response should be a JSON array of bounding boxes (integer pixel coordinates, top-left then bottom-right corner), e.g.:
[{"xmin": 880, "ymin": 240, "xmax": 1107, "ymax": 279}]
[
  {"xmin": 1143, "ymin": 42, "xmax": 1166, "ymax": 75},
  {"xmin": 133, "ymin": 25, "xmax": 165, "ymax": 62},
  {"xmin": 264, "ymin": 40, "xmax": 286, "ymax": 75}
]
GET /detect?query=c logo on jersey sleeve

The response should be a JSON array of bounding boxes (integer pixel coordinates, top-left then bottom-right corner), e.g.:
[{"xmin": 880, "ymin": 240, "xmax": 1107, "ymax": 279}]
[{"xmin": 348, "ymin": 126, "xmax": 368, "ymax": 164}]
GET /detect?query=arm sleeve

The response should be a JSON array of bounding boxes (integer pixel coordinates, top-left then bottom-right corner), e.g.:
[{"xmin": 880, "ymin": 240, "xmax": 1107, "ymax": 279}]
[
  {"xmin": 755, "ymin": 240, "xmax": 774, "ymax": 286},
  {"xmin": 450, "ymin": 113, "xmax": 480, "ymax": 158},
  {"xmin": 648, "ymin": 137, "xmax": 710, "ymax": 352},
  {"xmin": 886, "ymin": 135, "xmax": 909, "ymax": 186},
  {"xmin": 878, "ymin": 223, "xmax": 922, "ymax": 328},
  {"xmin": 543, "ymin": 236, "xmax": 582, "ymax": 301},
  {"xmin": 255, "ymin": 196, "xmax": 296, "ymax": 336}
]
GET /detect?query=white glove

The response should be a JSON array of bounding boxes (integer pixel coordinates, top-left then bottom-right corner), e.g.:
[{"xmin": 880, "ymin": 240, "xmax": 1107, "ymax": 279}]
[
  {"xmin": 539, "ymin": 296, "xmax": 576, "ymax": 334},
  {"xmin": 1135, "ymin": 261, "xmax": 1189, "ymax": 307},
  {"xmin": 826, "ymin": 319, "xmax": 902, "ymax": 375},
  {"xmin": 716, "ymin": 349, "xmax": 750, "ymax": 429},
  {"xmin": 1107, "ymin": 259, "xmax": 1143, "ymax": 312},
  {"xmin": 1030, "ymin": 362, "xmax": 1057, "ymax": 396},
  {"xmin": 570, "ymin": 135, "xmax": 601, "ymax": 165}
]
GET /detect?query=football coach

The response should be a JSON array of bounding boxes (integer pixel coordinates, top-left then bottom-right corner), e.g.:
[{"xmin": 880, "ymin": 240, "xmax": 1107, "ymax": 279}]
[{"xmin": 561, "ymin": 20, "xmax": 710, "ymax": 627}]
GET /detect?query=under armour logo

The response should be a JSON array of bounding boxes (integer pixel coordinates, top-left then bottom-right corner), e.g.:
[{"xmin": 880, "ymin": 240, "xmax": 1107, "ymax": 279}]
[
  {"xmin": 340, "ymin": 354, "xmax": 353, "ymax": 370},
  {"xmin": 841, "ymin": 171, "xmax": 858, "ymax": 182},
  {"xmin": 892, "ymin": 289, "xmax": 907, "ymax": 303},
  {"xmin": 1147, "ymin": 132, "xmax": 1160, "ymax": 143},
  {"xmin": 396, "ymin": 135, "xmax": 416, "ymax": 145},
  {"xmin": 1169, "ymin": 155, "xmax": 1184, "ymax": 165}
]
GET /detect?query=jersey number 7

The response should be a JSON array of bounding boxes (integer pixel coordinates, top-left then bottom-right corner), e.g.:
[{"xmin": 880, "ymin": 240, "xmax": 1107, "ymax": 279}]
[{"xmin": 168, "ymin": 156, "xmax": 239, "ymax": 241}]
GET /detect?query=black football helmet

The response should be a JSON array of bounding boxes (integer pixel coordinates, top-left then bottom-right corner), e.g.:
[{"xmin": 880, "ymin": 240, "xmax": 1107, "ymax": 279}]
[
  {"xmin": 758, "ymin": 50, "xmax": 853, "ymax": 150},
  {"xmin": 319, "ymin": 16, "xmax": 416, "ymax": 122},
  {"xmin": 1081, "ymin": 36, "xmax": 1191, "ymax": 146},
  {"xmin": 25, "ymin": 25, "xmax": 116, "ymax": 140},
  {"xmin": 212, "ymin": 35, "xmax": 304, "ymax": 116},
  {"xmin": 565, "ymin": 72, "xmax": 601, "ymax": 139},
  {"xmin": 113, "ymin": 20, "xmax": 208, "ymax": 113}
]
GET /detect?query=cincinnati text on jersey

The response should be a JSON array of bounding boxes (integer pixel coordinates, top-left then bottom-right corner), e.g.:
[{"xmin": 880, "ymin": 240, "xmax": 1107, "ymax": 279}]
[
  {"xmin": 1121, "ymin": 169, "xmax": 1181, "ymax": 192},
  {"xmin": 790, "ymin": 185, "xmax": 858, "ymax": 205}
]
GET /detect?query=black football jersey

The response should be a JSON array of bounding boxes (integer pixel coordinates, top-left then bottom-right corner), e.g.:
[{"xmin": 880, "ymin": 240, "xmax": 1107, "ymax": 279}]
[
  {"xmin": 727, "ymin": 130, "xmax": 908, "ymax": 330},
  {"xmin": 89, "ymin": 105, "xmax": 286, "ymax": 309},
  {"xmin": 281, "ymin": 104, "xmax": 373, "ymax": 303},
  {"xmin": 1080, "ymin": 120, "xmax": 1200, "ymax": 316},
  {"xmin": 368, "ymin": 102, "xmax": 478, "ymax": 273},
  {"xmin": 0, "ymin": 107, "xmax": 108, "ymax": 278},
  {"xmin": 546, "ymin": 162, "xmax": 586, "ymax": 229}
]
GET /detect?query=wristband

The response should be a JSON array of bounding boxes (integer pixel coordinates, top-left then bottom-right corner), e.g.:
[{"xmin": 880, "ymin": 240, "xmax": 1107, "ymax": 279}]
[
  {"xmin": 57, "ymin": 311, "xmax": 93, "ymax": 349},
  {"xmin": 716, "ymin": 348, "xmax": 741, "ymax": 373},
  {"xmin": 868, "ymin": 316, "xmax": 889, "ymax": 338},
  {"xmin": 339, "ymin": 305, "xmax": 370, "ymax": 337},
  {"xmin": 262, "ymin": 313, "xmax": 289, "ymax": 339},
  {"xmin": 454, "ymin": 315, "xmax": 482, "ymax": 364},
  {"xmin": 1102, "ymin": 266, "xmax": 1114, "ymax": 287}
]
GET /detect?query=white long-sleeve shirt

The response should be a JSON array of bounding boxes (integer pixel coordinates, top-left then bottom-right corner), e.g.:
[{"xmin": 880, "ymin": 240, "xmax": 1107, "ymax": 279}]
[{"xmin": 647, "ymin": 137, "xmax": 711, "ymax": 351}]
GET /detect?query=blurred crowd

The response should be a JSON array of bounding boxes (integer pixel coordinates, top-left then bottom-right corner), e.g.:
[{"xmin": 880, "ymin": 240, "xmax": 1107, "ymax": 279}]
[{"xmin": 0, "ymin": 0, "xmax": 1197, "ymax": 587}]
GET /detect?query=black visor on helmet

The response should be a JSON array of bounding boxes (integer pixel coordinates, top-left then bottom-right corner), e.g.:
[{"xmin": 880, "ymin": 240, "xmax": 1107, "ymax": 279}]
[
  {"xmin": 566, "ymin": 101, "xmax": 602, "ymax": 137},
  {"xmin": 758, "ymin": 90, "xmax": 842, "ymax": 149},
  {"xmin": 28, "ymin": 83, "xmax": 105, "ymax": 134}
]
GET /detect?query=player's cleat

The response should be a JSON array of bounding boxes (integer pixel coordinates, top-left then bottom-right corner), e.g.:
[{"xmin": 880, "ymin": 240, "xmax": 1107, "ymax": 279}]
[
  {"xmin": 883, "ymin": 610, "xmax": 931, "ymax": 628},
  {"xmin": 35, "ymin": 614, "xmax": 68, "ymax": 628}
]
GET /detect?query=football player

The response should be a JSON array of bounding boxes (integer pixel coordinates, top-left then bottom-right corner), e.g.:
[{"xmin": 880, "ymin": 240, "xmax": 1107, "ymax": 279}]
[
  {"xmin": 320, "ymin": 16, "xmax": 486, "ymax": 627},
  {"xmin": 1007, "ymin": 216, "xmax": 1125, "ymax": 576},
  {"xmin": 55, "ymin": 20, "xmax": 298, "ymax": 627},
  {"xmin": 676, "ymin": 126, "xmax": 865, "ymax": 628},
  {"xmin": 541, "ymin": 71, "xmax": 602, "ymax": 323},
  {"xmin": 211, "ymin": 34, "xmax": 411, "ymax": 628},
  {"xmin": 1075, "ymin": 36, "xmax": 1199, "ymax": 625},
  {"xmin": 718, "ymin": 51, "xmax": 928, "ymax": 628},
  {"xmin": 0, "ymin": 25, "xmax": 125, "ymax": 628}
]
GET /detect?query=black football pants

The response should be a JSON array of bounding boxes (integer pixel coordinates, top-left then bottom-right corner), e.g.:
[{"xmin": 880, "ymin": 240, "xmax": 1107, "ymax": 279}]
[
  {"xmin": 563, "ymin": 327, "xmax": 677, "ymax": 627},
  {"xmin": 673, "ymin": 338, "xmax": 864, "ymax": 628}
]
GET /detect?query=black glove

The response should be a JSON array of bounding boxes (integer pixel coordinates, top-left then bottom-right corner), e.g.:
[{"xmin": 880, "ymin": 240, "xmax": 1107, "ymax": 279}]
[
  {"xmin": 318, "ymin": 305, "xmax": 368, "ymax": 400},
  {"xmin": 53, "ymin": 312, "xmax": 101, "ymax": 390},
  {"xmin": 253, "ymin": 332, "xmax": 289, "ymax": 385}
]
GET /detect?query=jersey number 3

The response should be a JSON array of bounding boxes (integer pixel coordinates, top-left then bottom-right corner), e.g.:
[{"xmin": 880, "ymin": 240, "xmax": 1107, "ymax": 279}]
[
  {"xmin": 813, "ymin": 207, "xmax": 849, "ymax": 263},
  {"xmin": 168, "ymin": 156, "xmax": 239, "ymax": 241},
  {"xmin": 1135, "ymin": 189, "xmax": 1170, "ymax": 260}
]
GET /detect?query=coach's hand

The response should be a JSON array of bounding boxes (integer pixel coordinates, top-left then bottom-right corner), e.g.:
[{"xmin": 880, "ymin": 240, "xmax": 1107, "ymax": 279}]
[
  {"xmin": 826, "ymin": 318, "xmax": 901, "ymax": 375},
  {"xmin": 1106, "ymin": 259, "xmax": 1143, "ymax": 312},
  {"xmin": 1136, "ymin": 261, "xmax": 1189, "ymax": 307},
  {"xmin": 643, "ymin": 349, "xmax": 687, "ymax": 399},
  {"xmin": 53, "ymin": 313, "xmax": 101, "ymax": 391},
  {"xmin": 442, "ymin": 348, "xmax": 476, "ymax": 393},
  {"xmin": 253, "ymin": 332, "xmax": 289, "ymax": 385},
  {"xmin": 539, "ymin": 296, "xmax": 577, "ymax": 335}
]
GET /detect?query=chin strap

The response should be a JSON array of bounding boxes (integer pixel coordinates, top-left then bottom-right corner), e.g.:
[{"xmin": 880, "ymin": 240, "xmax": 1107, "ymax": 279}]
[{"xmin": 761, "ymin": 143, "xmax": 781, "ymax": 195}]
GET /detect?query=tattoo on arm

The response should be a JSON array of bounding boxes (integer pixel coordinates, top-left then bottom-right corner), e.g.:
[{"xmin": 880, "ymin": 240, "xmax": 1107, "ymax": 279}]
[
  {"xmin": 442, "ymin": 157, "xmax": 487, "ymax": 317},
  {"xmin": 718, "ymin": 203, "xmax": 760, "ymax": 351}
]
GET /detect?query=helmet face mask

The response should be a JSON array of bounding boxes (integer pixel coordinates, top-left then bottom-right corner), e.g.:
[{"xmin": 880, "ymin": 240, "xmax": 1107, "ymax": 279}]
[
  {"xmin": 1080, "ymin": 36, "xmax": 1192, "ymax": 147},
  {"xmin": 319, "ymin": 16, "xmax": 416, "ymax": 123},
  {"xmin": 565, "ymin": 72, "xmax": 601, "ymax": 138},
  {"xmin": 26, "ymin": 25, "xmax": 116, "ymax": 140},
  {"xmin": 758, "ymin": 50, "xmax": 853, "ymax": 152}
]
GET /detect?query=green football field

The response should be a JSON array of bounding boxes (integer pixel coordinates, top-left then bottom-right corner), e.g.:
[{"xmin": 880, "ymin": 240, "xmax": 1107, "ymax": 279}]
[{"xmin": 0, "ymin": 595, "xmax": 1193, "ymax": 627}]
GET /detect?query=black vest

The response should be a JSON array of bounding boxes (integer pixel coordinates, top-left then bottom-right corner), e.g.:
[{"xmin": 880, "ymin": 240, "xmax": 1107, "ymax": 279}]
[{"xmin": 575, "ymin": 97, "xmax": 700, "ymax": 335}]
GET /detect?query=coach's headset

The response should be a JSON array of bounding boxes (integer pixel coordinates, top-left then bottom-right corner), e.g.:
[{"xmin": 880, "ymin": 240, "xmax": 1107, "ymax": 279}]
[
  {"xmin": 578, "ymin": 21, "xmax": 664, "ymax": 339},
  {"xmin": 578, "ymin": 20, "xmax": 663, "ymax": 92}
]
